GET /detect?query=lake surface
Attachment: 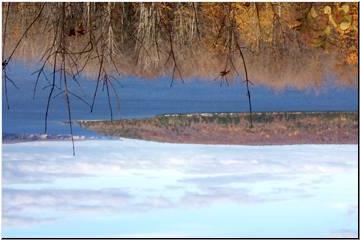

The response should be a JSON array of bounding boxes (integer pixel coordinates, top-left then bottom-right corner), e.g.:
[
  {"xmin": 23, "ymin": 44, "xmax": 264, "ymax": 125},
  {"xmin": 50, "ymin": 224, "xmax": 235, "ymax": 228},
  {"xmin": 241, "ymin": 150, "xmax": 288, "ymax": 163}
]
[
  {"xmin": 2, "ymin": 62, "xmax": 358, "ymax": 136},
  {"xmin": 2, "ymin": 63, "xmax": 358, "ymax": 237},
  {"xmin": 2, "ymin": 140, "xmax": 358, "ymax": 237}
]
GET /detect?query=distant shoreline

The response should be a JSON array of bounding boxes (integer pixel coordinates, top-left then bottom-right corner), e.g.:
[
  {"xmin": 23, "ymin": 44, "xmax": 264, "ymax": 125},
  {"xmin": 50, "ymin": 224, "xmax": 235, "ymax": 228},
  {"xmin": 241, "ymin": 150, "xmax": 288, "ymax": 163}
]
[{"xmin": 78, "ymin": 111, "xmax": 358, "ymax": 145}]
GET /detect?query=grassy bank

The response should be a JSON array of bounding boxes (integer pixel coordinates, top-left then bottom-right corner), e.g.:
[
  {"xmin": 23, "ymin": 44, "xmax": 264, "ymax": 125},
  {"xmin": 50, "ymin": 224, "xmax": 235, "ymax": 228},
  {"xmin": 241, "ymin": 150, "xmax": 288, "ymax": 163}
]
[{"xmin": 78, "ymin": 112, "xmax": 358, "ymax": 145}]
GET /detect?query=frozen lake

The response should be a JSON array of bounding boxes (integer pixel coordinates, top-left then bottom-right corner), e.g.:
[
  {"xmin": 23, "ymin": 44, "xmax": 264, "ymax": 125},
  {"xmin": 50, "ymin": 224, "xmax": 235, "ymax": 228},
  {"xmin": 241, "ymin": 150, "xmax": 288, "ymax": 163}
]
[{"xmin": 2, "ymin": 139, "xmax": 358, "ymax": 237}]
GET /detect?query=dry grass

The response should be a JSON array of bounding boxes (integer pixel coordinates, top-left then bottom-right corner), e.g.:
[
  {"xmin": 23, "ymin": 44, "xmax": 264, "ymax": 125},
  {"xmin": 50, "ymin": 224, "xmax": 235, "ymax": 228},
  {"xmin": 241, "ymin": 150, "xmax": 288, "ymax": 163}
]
[{"xmin": 79, "ymin": 112, "xmax": 358, "ymax": 145}]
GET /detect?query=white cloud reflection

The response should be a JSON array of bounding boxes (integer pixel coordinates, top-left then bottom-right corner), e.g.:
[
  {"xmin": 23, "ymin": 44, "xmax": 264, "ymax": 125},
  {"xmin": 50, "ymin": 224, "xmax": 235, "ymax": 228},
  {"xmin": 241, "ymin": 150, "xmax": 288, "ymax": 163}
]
[{"xmin": 2, "ymin": 140, "xmax": 358, "ymax": 237}]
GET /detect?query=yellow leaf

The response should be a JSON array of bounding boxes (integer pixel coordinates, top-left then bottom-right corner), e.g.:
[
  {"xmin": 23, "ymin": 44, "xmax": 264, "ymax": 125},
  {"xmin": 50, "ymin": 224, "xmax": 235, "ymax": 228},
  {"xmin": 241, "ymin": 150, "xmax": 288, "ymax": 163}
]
[
  {"xmin": 339, "ymin": 21, "xmax": 351, "ymax": 31},
  {"xmin": 324, "ymin": 25, "xmax": 331, "ymax": 35},
  {"xmin": 324, "ymin": 6, "xmax": 331, "ymax": 15},
  {"xmin": 310, "ymin": 7, "xmax": 318, "ymax": 18},
  {"xmin": 339, "ymin": 4, "xmax": 349, "ymax": 14}
]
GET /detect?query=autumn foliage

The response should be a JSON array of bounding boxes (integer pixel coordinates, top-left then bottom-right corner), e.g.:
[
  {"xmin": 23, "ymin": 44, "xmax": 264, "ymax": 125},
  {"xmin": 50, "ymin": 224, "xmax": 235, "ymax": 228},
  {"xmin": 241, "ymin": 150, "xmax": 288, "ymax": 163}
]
[{"xmin": 2, "ymin": 2, "xmax": 358, "ymax": 89}]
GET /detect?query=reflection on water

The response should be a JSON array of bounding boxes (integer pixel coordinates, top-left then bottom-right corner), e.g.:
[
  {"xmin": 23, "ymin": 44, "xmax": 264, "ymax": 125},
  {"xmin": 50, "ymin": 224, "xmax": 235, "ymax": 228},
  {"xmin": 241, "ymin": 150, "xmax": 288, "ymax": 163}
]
[
  {"xmin": 2, "ymin": 63, "xmax": 358, "ymax": 136},
  {"xmin": 2, "ymin": 139, "xmax": 358, "ymax": 237}
]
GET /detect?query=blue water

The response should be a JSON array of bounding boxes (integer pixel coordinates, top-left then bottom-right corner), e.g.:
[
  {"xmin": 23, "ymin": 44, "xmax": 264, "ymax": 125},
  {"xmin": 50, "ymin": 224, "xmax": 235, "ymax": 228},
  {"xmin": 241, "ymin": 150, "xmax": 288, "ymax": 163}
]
[
  {"xmin": 2, "ymin": 62, "xmax": 358, "ymax": 136},
  {"xmin": 2, "ymin": 63, "xmax": 358, "ymax": 238}
]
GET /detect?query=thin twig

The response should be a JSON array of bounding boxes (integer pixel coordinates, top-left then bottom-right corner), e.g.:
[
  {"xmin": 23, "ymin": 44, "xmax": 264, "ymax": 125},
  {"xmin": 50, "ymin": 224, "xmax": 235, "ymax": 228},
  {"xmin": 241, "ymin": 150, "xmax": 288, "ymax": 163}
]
[
  {"xmin": 3, "ymin": 3, "xmax": 46, "ymax": 68},
  {"xmin": 44, "ymin": 53, "xmax": 57, "ymax": 133},
  {"xmin": 235, "ymin": 38, "xmax": 253, "ymax": 128}
]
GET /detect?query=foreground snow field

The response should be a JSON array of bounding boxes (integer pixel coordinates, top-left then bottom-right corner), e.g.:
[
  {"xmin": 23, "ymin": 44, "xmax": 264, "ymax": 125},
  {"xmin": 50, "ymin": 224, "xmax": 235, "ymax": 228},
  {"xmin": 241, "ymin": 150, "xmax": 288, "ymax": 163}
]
[{"xmin": 2, "ymin": 139, "xmax": 358, "ymax": 237}]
